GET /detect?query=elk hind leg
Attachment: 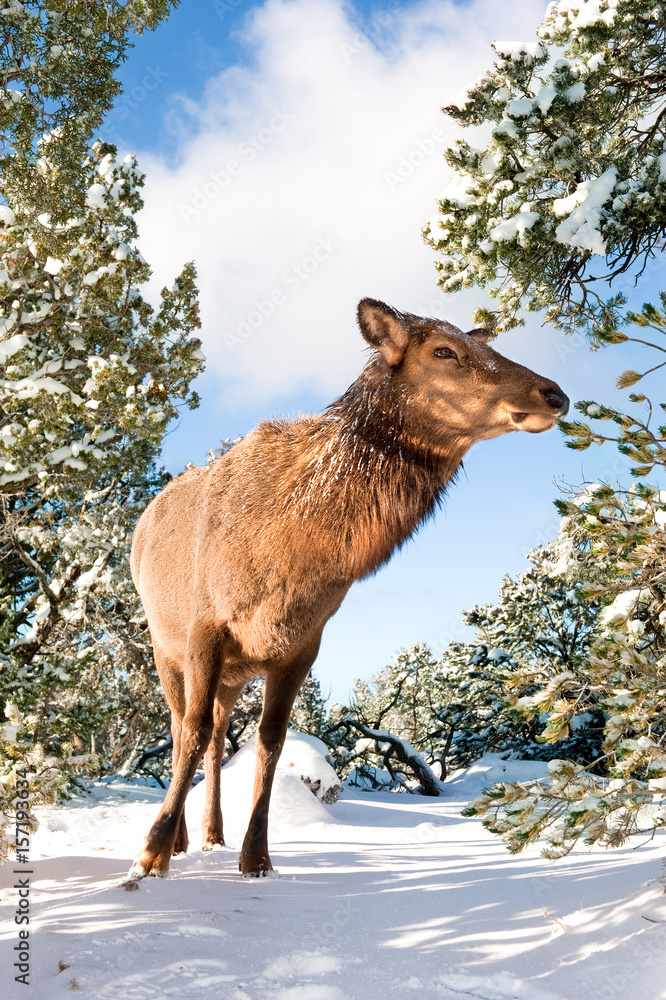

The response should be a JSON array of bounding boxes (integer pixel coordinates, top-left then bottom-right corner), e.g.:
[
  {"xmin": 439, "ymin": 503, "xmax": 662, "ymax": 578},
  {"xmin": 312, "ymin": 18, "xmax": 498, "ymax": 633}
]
[
  {"xmin": 130, "ymin": 625, "xmax": 222, "ymax": 878},
  {"xmin": 239, "ymin": 648, "xmax": 318, "ymax": 876},
  {"xmin": 201, "ymin": 680, "xmax": 244, "ymax": 851},
  {"xmin": 151, "ymin": 646, "xmax": 189, "ymax": 856}
]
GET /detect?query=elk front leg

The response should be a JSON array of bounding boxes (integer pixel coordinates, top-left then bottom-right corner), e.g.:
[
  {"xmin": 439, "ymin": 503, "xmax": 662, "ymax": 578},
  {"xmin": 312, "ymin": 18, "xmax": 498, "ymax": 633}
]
[
  {"xmin": 129, "ymin": 625, "xmax": 222, "ymax": 879},
  {"xmin": 201, "ymin": 681, "xmax": 244, "ymax": 851},
  {"xmin": 239, "ymin": 648, "xmax": 318, "ymax": 876}
]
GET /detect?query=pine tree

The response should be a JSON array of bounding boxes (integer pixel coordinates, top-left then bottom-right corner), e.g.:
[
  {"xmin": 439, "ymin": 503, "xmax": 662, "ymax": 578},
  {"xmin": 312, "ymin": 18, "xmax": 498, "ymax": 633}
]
[
  {"xmin": 326, "ymin": 643, "xmax": 525, "ymax": 790},
  {"xmin": 222, "ymin": 671, "xmax": 328, "ymax": 758},
  {"xmin": 430, "ymin": 642, "xmax": 515, "ymax": 771},
  {"xmin": 290, "ymin": 670, "xmax": 328, "ymax": 738},
  {"xmin": 462, "ymin": 544, "xmax": 605, "ymax": 768},
  {"xmin": 226, "ymin": 679, "xmax": 264, "ymax": 755},
  {"xmin": 0, "ymin": 1, "xmax": 203, "ymax": 857},
  {"xmin": 426, "ymin": 0, "xmax": 666, "ymax": 854},
  {"xmin": 326, "ymin": 644, "xmax": 447, "ymax": 786},
  {"xmin": 0, "ymin": 142, "xmax": 202, "ymax": 765},
  {"xmin": 465, "ymin": 493, "xmax": 666, "ymax": 856}
]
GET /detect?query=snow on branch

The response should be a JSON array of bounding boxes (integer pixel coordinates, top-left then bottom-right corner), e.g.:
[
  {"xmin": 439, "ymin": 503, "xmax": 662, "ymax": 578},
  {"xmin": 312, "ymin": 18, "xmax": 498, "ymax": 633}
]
[{"xmin": 333, "ymin": 717, "xmax": 445, "ymax": 797}]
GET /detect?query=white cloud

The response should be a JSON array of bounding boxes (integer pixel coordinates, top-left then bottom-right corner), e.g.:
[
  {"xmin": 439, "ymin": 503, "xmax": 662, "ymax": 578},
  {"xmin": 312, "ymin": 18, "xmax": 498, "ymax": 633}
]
[{"xmin": 136, "ymin": 0, "xmax": 550, "ymax": 406}]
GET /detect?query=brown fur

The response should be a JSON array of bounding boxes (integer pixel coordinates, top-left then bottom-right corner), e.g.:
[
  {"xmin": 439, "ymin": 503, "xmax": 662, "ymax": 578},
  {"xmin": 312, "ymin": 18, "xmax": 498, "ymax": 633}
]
[{"xmin": 127, "ymin": 299, "xmax": 568, "ymax": 879}]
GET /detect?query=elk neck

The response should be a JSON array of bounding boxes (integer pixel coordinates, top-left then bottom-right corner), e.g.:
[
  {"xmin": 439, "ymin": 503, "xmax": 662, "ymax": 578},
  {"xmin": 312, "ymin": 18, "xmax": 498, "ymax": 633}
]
[{"xmin": 280, "ymin": 359, "xmax": 469, "ymax": 580}]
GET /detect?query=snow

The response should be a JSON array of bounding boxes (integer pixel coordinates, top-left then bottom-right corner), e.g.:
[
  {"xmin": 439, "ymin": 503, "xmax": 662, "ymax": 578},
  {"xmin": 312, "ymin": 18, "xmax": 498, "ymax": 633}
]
[
  {"xmin": 0, "ymin": 205, "xmax": 16, "ymax": 226},
  {"xmin": 556, "ymin": 0, "xmax": 619, "ymax": 29},
  {"xmin": 85, "ymin": 184, "xmax": 107, "ymax": 211},
  {"xmin": 600, "ymin": 587, "xmax": 648, "ymax": 625},
  {"xmin": 492, "ymin": 41, "xmax": 544, "ymax": 63},
  {"xmin": 489, "ymin": 211, "xmax": 541, "ymax": 246},
  {"xmin": 478, "ymin": 152, "xmax": 498, "ymax": 176},
  {"xmin": 425, "ymin": 214, "xmax": 451, "ymax": 243},
  {"xmin": 553, "ymin": 167, "xmax": 617, "ymax": 256},
  {"xmin": 43, "ymin": 257, "xmax": 63, "ymax": 275},
  {"xmin": 493, "ymin": 119, "xmax": 519, "ymax": 139},
  {"xmin": 564, "ymin": 82, "xmax": 586, "ymax": 102},
  {"xmin": 2, "ymin": 752, "xmax": 665, "ymax": 1000},
  {"xmin": 0, "ymin": 333, "xmax": 30, "ymax": 364},
  {"xmin": 572, "ymin": 483, "xmax": 603, "ymax": 506},
  {"xmin": 213, "ymin": 731, "xmax": 342, "ymax": 810},
  {"xmin": 438, "ymin": 175, "xmax": 479, "ymax": 208},
  {"xmin": 97, "ymin": 153, "xmax": 115, "ymax": 178},
  {"xmin": 506, "ymin": 97, "xmax": 533, "ymax": 117},
  {"xmin": 5, "ymin": 377, "xmax": 83, "ymax": 405},
  {"xmin": 447, "ymin": 83, "xmax": 480, "ymax": 112}
]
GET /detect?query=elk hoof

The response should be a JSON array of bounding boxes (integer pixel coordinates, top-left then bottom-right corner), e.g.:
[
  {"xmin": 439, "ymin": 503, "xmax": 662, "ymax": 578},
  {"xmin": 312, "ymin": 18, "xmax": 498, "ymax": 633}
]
[
  {"xmin": 202, "ymin": 840, "xmax": 226, "ymax": 853},
  {"xmin": 238, "ymin": 854, "xmax": 277, "ymax": 878},
  {"xmin": 126, "ymin": 858, "xmax": 169, "ymax": 882}
]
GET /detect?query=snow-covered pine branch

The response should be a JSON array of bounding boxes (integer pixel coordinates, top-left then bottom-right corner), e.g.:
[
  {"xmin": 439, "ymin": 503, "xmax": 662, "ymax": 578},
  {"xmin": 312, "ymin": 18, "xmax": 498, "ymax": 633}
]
[{"xmin": 425, "ymin": 0, "xmax": 666, "ymax": 337}]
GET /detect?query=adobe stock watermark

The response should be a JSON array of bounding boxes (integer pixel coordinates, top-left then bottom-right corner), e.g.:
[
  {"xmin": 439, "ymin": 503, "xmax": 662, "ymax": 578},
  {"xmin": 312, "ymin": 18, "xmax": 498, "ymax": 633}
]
[
  {"xmin": 213, "ymin": 0, "xmax": 245, "ymax": 18},
  {"xmin": 179, "ymin": 109, "xmax": 296, "ymax": 223},
  {"xmin": 340, "ymin": 2, "xmax": 401, "ymax": 61},
  {"xmin": 13, "ymin": 767, "xmax": 33, "ymax": 987},
  {"xmin": 416, "ymin": 295, "xmax": 457, "ymax": 322},
  {"xmin": 589, "ymin": 925, "xmax": 666, "ymax": 1000},
  {"xmin": 429, "ymin": 613, "xmax": 471, "ymax": 659},
  {"xmin": 385, "ymin": 128, "xmax": 447, "ymax": 192},
  {"xmin": 112, "ymin": 65, "xmax": 169, "ymax": 122},
  {"xmin": 224, "ymin": 236, "xmax": 340, "ymax": 351}
]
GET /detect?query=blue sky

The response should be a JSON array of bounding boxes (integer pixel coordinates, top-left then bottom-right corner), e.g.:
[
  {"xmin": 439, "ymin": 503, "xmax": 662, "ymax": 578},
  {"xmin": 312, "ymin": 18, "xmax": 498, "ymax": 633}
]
[
  {"xmin": 106, "ymin": 0, "xmax": 663, "ymax": 703},
  {"xmin": 108, "ymin": 0, "xmax": 402, "ymax": 157}
]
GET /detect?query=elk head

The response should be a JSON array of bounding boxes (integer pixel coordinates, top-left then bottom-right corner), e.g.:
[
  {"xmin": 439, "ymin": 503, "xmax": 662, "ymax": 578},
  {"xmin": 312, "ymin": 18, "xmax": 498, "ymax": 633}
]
[{"xmin": 358, "ymin": 298, "xmax": 569, "ymax": 450}]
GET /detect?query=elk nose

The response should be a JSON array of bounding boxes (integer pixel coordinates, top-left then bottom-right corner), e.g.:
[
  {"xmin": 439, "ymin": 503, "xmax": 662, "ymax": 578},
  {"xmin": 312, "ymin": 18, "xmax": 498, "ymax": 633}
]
[{"xmin": 540, "ymin": 387, "xmax": 569, "ymax": 415}]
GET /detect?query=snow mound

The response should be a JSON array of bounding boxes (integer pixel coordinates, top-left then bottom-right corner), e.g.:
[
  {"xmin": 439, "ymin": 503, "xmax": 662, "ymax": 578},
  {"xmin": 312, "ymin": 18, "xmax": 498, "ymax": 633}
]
[
  {"xmin": 277, "ymin": 730, "xmax": 342, "ymax": 804},
  {"xmin": 444, "ymin": 752, "xmax": 550, "ymax": 797},
  {"xmin": 187, "ymin": 730, "xmax": 340, "ymax": 849}
]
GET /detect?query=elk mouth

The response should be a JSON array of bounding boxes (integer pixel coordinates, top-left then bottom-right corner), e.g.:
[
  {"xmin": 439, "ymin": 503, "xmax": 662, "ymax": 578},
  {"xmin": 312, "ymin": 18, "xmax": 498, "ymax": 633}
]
[
  {"xmin": 507, "ymin": 388, "xmax": 568, "ymax": 433},
  {"xmin": 509, "ymin": 410, "xmax": 559, "ymax": 433}
]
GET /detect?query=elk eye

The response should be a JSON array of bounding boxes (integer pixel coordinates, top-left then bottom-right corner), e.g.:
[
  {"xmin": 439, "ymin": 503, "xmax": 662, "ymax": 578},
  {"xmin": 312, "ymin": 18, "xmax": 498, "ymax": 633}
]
[{"xmin": 434, "ymin": 346, "xmax": 457, "ymax": 360}]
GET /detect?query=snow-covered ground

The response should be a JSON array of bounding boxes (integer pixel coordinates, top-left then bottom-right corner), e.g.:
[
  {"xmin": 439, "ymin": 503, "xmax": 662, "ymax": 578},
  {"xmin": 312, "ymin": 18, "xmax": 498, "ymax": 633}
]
[{"xmin": 2, "ymin": 746, "xmax": 665, "ymax": 1000}]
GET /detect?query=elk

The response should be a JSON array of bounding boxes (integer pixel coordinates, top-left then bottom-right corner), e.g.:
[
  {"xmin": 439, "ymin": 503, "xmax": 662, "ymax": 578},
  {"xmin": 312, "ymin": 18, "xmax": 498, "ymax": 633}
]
[{"xmin": 128, "ymin": 298, "xmax": 568, "ymax": 880}]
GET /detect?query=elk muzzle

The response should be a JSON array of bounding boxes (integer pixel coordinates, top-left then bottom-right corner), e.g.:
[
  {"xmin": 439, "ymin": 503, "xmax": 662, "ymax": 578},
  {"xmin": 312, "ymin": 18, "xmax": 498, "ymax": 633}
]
[{"xmin": 508, "ymin": 383, "xmax": 569, "ymax": 433}]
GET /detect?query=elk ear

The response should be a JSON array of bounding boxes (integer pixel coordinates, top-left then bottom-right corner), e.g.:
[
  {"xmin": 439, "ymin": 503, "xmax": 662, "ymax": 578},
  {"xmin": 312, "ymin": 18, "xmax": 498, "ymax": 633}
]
[
  {"xmin": 357, "ymin": 298, "xmax": 410, "ymax": 366},
  {"xmin": 465, "ymin": 328, "xmax": 493, "ymax": 344}
]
